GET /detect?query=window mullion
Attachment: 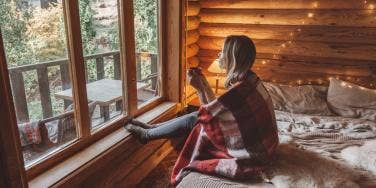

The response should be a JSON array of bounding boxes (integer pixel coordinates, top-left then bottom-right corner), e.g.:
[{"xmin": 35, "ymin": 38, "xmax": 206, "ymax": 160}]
[
  {"xmin": 0, "ymin": 28, "xmax": 28, "ymax": 188},
  {"xmin": 119, "ymin": 0, "xmax": 138, "ymax": 116},
  {"xmin": 64, "ymin": 0, "xmax": 91, "ymax": 138}
]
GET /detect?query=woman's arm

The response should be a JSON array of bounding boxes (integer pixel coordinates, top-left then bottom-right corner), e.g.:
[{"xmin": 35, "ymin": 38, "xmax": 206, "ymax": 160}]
[
  {"xmin": 199, "ymin": 74, "xmax": 216, "ymax": 103},
  {"xmin": 188, "ymin": 68, "xmax": 216, "ymax": 105}
]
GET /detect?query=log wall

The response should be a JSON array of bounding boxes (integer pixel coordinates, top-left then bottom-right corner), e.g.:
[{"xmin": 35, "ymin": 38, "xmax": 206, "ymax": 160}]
[
  {"xmin": 186, "ymin": 0, "xmax": 202, "ymax": 100},
  {"xmin": 195, "ymin": 0, "xmax": 376, "ymax": 89}
]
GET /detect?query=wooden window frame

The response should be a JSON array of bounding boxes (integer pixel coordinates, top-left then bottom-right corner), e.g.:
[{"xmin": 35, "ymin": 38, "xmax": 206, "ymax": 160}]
[{"xmin": 0, "ymin": 0, "xmax": 184, "ymax": 182}]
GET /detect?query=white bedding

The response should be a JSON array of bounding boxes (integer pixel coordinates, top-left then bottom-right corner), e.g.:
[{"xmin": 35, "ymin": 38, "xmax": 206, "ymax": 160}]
[
  {"xmin": 275, "ymin": 110, "xmax": 376, "ymax": 157},
  {"xmin": 274, "ymin": 111, "xmax": 376, "ymax": 187},
  {"xmin": 178, "ymin": 111, "xmax": 376, "ymax": 188}
]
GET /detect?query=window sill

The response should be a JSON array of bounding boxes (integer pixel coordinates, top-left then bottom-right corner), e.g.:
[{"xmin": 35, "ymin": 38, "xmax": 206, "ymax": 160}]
[{"xmin": 28, "ymin": 102, "xmax": 179, "ymax": 188}]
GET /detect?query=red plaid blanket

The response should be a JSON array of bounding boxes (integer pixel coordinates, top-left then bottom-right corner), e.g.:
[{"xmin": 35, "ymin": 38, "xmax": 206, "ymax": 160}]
[{"xmin": 171, "ymin": 75, "xmax": 279, "ymax": 185}]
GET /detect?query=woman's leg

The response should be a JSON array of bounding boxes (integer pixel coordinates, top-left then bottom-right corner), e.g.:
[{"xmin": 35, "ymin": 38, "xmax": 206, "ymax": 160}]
[{"xmin": 125, "ymin": 111, "xmax": 199, "ymax": 143}]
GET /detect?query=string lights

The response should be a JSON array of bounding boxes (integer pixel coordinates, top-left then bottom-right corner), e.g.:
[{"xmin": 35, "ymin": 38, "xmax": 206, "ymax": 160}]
[{"xmin": 252, "ymin": 1, "xmax": 375, "ymax": 89}]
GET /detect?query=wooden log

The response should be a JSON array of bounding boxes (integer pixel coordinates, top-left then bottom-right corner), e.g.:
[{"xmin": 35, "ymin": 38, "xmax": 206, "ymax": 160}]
[
  {"xmin": 199, "ymin": 56, "xmax": 374, "ymax": 77},
  {"xmin": 113, "ymin": 53, "xmax": 121, "ymax": 80},
  {"xmin": 117, "ymin": 140, "xmax": 174, "ymax": 187},
  {"xmin": 187, "ymin": 1, "xmax": 200, "ymax": 16},
  {"xmin": 37, "ymin": 66, "xmax": 53, "ymax": 118},
  {"xmin": 199, "ymin": 23, "xmax": 376, "ymax": 45},
  {"xmin": 96, "ymin": 57, "xmax": 105, "ymax": 80},
  {"xmin": 186, "ymin": 29, "xmax": 200, "ymax": 45},
  {"xmin": 198, "ymin": 49, "xmax": 376, "ymax": 67},
  {"xmin": 150, "ymin": 54, "xmax": 158, "ymax": 90},
  {"xmin": 0, "ymin": 29, "xmax": 28, "ymax": 187},
  {"xmin": 200, "ymin": 0, "xmax": 376, "ymax": 10},
  {"xmin": 187, "ymin": 56, "xmax": 200, "ymax": 68},
  {"xmin": 186, "ymin": 43, "xmax": 199, "ymax": 58},
  {"xmin": 202, "ymin": 71, "xmax": 375, "ymax": 90},
  {"xmin": 187, "ymin": 16, "xmax": 200, "ymax": 30},
  {"xmin": 82, "ymin": 139, "xmax": 166, "ymax": 187},
  {"xmin": 200, "ymin": 9, "xmax": 376, "ymax": 27},
  {"xmin": 60, "ymin": 63, "xmax": 72, "ymax": 108},
  {"xmin": 9, "ymin": 71, "xmax": 29, "ymax": 123},
  {"xmin": 197, "ymin": 36, "xmax": 376, "ymax": 61}
]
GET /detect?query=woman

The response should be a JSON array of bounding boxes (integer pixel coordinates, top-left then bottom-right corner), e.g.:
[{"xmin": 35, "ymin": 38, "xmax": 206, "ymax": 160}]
[{"xmin": 125, "ymin": 35, "xmax": 279, "ymax": 186}]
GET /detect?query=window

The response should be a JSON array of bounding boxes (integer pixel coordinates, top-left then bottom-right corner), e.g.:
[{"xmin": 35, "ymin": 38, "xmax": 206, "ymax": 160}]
[{"xmin": 0, "ymin": 0, "xmax": 162, "ymax": 178}]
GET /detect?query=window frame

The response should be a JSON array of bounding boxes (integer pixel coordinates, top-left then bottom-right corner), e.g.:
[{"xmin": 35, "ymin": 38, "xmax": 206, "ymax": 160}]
[{"xmin": 0, "ymin": 0, "xmax": 175, "ymax": 181}]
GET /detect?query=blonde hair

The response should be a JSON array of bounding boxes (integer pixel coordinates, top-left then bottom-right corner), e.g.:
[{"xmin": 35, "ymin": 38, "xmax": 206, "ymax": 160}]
[{"xmin": 219, "ymin": 35, "xmax": 256, "ymax": 88}]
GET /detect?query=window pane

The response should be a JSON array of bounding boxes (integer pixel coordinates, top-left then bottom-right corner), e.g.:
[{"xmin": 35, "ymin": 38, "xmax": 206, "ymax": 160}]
[
  {"xmin": 0, "ymin": 1, "xmax": 77, "ymax": 167},
  {"xmin": 78, "ymin": 0, "xmax": 124, "ymax": 131},
  {"xmin": 134, "ymin": 0, "xmax": 161, "ymax": 107}
]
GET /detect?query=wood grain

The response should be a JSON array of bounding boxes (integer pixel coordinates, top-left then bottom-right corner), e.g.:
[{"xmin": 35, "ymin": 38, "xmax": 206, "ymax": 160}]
[
  {"xmin": 187, "ymin": 1, "xmax": 200, "ymax": 16},
  {"xmin": 65, "ymin": 0, "xmax": 90, "ymax": 137},
  {"xmin": 186, "ymin": 29, "xmax": 200, "ymax": 45},
  {"xmin": 120, "ymin": 0, "xmax": 137, "ymax": 115},
  {"xmin": 165, "ymin": 0, "xmax": 184, "ymax": 103},
  {"xmin": 200, "ymin": 0, "xmax": 376, "ymax": 10},
  {"xmin": 199, "ymin": 23, "xmax": 376, "ymax": 44},
  {"xmin": 37, "ymin": 66, "xmax": 53, "ymax": 118},
  {"xmin": 198, "ymin": 50, "xmax": 376, "ymax": 67},
  {"xmin": 199, "ymin": 56, "xmax": 374, "ymax": 77},
  {"xmin": 200, "ymin": 9, "xmax": 376, "ymax": 27},
  {"xmin": 188, "ymin": 56, "xmax": 200, "ymax": 68},
  {"xmin": 186, "ymin": 43, "xmax": 200, "ymax": 58},
  {"xmin": 117, "ymin": 140, "xmax": 174, "ymax": 187},
  {"xmin": 187, "ymin": 16, "xmax": 200, "ymax": 30},
  {"xmin": 197, "ymin": 36, "xmax": 376, "ymax": 61},
  {"xmin": 0, "ymin": 28, "xmax": 28, "ymax": 188}
]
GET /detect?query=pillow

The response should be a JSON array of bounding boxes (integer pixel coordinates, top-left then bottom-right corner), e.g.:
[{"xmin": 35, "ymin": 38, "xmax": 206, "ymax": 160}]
[
  {"xmin": 263, "ymin": 82, "xmax": 333, "ymax": 115},
  {"xmin": 18, "ymin": 121, "xmax": 41, "ymax": 147},
  {"xmin": 327, "ymin": 78, "xmax": 376, "ymax": 121}
]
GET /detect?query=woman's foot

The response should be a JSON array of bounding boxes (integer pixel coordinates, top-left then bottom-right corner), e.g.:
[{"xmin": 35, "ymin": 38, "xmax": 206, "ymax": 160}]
[
  {"xmin": 124, "ymin": 124, "xmax": 149, "ymax": 144},
  {"xmin": 129, "ymin": 118, "xmax": 152, "ymax": 129}
]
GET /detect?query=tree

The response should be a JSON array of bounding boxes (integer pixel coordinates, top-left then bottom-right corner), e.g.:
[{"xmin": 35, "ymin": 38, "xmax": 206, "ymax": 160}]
[
  {"xmin": 134, "ymin": 0, "xmax": 158, "ymax": 53},
  {"xmin": 0, "ymin": 1, "xmax": 34, "ymax": 67}
]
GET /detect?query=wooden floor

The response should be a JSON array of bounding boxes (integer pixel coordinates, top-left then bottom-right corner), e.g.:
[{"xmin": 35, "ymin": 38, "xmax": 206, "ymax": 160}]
[{"xmin": 137, "ymin": 149, "xmax": 179, "ymax": 188}]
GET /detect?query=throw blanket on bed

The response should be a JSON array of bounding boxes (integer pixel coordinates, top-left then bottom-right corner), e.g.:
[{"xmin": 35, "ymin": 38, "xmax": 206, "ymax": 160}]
[{"xmin": 171, "ymin": 74, "xmax": 279, "ymax": 185}]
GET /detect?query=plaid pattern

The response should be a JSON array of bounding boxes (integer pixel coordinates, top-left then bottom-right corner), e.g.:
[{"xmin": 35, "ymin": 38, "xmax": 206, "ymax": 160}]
[
  {"xmin": 18, "ymin": 121, "xmax": 41, "ymax": 147},
  {"xmin": 171, "ymin": 75, "xmax": 279, "ymax": 185}
]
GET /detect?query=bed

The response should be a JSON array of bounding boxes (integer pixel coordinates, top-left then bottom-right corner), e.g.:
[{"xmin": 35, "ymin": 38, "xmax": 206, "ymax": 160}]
[{"xmin": 177, "ymin": 79, "xmax": 376, "ymax": 188}]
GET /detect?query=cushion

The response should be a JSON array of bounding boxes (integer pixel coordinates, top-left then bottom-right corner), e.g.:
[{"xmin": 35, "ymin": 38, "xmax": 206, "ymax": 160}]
[
  {"xmin": 263, "ymin": 82, "xmax": 333, "ymax": 115},
  {"xmin": 18, "ymin": 121, "xmax": 41, "ymax": 147},
  {"xmin": 327, "ymin": 78, "xmax": 376, "ymax": 121}
]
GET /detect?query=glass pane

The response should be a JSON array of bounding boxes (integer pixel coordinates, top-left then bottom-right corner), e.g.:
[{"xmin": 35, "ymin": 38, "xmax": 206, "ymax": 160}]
[
  {"xmin": 134, "ymin": 0, "xmax": 161, "ymax": 107},
  {"xmin": 0, "ymin": 1, "xmax": 77, "ymax": 167},
  {"xmin": 78, "ymin": 0, "xmax": 124, "ymax": 131}
]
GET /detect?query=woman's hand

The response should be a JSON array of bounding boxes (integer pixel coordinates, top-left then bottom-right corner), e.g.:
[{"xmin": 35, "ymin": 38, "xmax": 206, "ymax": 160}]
[{"xmin": 187, "ymin": 68, "xmax": 204, "ymax": 91}]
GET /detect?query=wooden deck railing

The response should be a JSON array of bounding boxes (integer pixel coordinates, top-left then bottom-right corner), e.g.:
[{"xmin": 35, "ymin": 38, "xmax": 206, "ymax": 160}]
[{"xmin": 8, "ymin": 51, "xmax": 158, "ymax": 123}]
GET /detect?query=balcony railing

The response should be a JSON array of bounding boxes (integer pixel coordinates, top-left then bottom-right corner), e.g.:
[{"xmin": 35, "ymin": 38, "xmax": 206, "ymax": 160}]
[{"xmin": 8, "ymin": 51, "xmax": 158, "ymax": 123}]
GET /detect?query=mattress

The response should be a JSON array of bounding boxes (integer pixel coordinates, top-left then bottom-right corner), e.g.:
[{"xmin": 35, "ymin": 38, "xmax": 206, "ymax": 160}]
[{"xmin": 177, "ymin": 111, "xmax": 376, "ymax": 188}]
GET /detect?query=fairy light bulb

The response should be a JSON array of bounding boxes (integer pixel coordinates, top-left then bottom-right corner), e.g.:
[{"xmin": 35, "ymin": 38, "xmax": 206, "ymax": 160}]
[
  {"xmin": 262, "ymin": 60, "xmax": 267, "ymax": 65},
  {"xmin": 307, "ymin": 13, "xmax": 314, "ymax": 18},
  {"xmin": 369, "ymin": 4, "xmax": 375, "ymax": 9},
  {"xmin": 312, "ymin": 2, "xmax": 319, "ymax": 8}
]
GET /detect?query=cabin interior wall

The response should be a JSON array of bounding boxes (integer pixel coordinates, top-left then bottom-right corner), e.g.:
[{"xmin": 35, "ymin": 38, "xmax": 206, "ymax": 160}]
[{"xmin": 187, "ymin": 0, "xmax": 376, "ymax": 92}]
